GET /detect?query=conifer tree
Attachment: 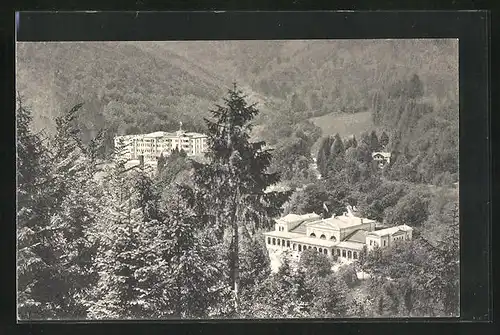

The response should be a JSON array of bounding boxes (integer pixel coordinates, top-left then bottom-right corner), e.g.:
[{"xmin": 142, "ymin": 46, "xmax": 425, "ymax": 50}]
[
  {"xmin": 316, "ymin": 136, "xmax": 333, "ymax": 178},
  {"xmin": 179, "ymin": 84, "xmax": 290, "ymax": 315},
  {"xmin": 406, "ymin": 73, "xmax": 424, "ymax": 99},
  {"xmin": 157, "ymin": 153, "xmax": 166, "ymax": 173},
  {"xmin": 88, "ymin": 156, "xmax": 146, "ymax": 319},
  {"xmin": 17, "ymin": 98, "xmax": 53, "ymax": 319},
  {"xmin": 380, "ymin": 131, "xmax": 390, "ymax": 149},
  {"xmin": 17, "ymin": 98, "xmax": 103, "ymax": 319},
  {"xmin": 369, "ymin": 130, "xmax": 382, "ymax": 152},
  {"xmin": 351, "ymin": 135, "xmax": 358, "ymax": 149},
  {"xmin": 330, "ymin": 133, "xmax": 345, "ymax": 158}
]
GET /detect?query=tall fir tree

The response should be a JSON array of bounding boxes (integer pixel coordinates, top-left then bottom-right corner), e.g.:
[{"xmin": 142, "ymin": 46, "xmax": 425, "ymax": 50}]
[
  {"xmin": 369, "ymin": 130, "xmax": 382, "ymax": 152},
  {"xmin": 351, "ymin": 135, "xmax": 358, "ymax": 149},
  {"xmin": 316, "ymin": 136, "xmax": 334, "ymax": 178},
  {"xmin": 17, "ymin": 98, "xmax": 103, "ymax": 319},
  {"xmin": 179, "ymin": 84, "xmax": 291, "ymax": 315},
  {"xmin": 88, "ymin": 156, "xmax": 146, "ymax": 319},
  {"xmin": 380, "ymin": 131, "xmax": 390, "ymax": 149},
  {"xmin": 330, "ymin": 133, "xmax": 345, "ymax": 158}
]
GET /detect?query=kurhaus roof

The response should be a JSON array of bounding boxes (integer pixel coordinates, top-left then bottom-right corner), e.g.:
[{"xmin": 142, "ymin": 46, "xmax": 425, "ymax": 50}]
[
  {"xmin": 278, "ymin": 213, "xmax": 321, "ymax": 224},
  {"xmin": 290, "ymin": 236, "xmax": 337, "ymax": 248},
  {"xmin": 344, "ymin": 229, "xmax": 369, "ymax": 243},
  {"xmin": 368, "ymin": 224, "xmax": 413, "ymax": 237},
  {"xmin": 277, "ymin": 213, "xmax": 322, "ymax": 233},
  {"xmin": 336, "ymin": 241, "xmax": 365, "ymax": 251},
  {"xmin": 306, "ymin": 215, "xmax": 375, "ymax": 230},
  {"xmin": 263, "ymin": 230, "xmax": 304, "ymax": 239}
]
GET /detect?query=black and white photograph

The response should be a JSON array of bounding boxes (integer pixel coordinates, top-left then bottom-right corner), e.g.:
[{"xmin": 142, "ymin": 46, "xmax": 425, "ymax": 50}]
[{"xmin": 16, "ymin": 38, "xmax": 459, "ymax": 320}]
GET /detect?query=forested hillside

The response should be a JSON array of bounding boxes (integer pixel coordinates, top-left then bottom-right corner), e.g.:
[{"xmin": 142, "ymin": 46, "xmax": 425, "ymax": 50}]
[
  {"xmin": 16, "ymin": 40, "xmax": 457, "ymax": 155},
  {"xmin": 17, "ymin": 84, "xmax": 459, "ymax": 319}
]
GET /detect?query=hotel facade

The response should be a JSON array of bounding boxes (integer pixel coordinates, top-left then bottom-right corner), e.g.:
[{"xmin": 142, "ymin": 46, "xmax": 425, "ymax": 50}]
[
  {"xmin": 264, "ymin": 206, "xmax": 413, "ymax": 262},
  {"xmin": 114, "ymin": 124, "xmax": 208, "ymax": 163}
]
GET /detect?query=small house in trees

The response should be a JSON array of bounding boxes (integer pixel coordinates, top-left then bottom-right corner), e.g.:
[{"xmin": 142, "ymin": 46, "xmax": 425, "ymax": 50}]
[
  {"xmin": 372, "ymin": 151, "xmax": 391, "ymax": 168},
  {"xmin": 264, "ymin": 205, "xmax": 414, "ymax": 264}
]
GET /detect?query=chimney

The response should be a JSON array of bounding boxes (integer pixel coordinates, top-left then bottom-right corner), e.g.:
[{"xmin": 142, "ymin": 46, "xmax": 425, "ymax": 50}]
[{"xmin": 346, "ymin": 205, "xmax": 354, "ymax": 217}]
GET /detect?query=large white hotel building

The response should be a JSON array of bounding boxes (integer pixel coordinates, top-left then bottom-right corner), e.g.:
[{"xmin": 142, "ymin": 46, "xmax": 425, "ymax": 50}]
[{"xmin": 114, "ymin": 123, "xmax": 208, "ymax": 163}]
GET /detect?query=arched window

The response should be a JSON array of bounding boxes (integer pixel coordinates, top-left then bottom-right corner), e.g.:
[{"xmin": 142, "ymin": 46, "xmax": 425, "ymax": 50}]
[
  {"xmin": 324, "ymin": 249, "xmax": 328, "ymax": 255},
  {"xmin": 298, "ymin": 245, "xmax": 302, "ymax": 252},
  {"xmin": 286, "ymin": 240, "xmax": 290, "ymax": 248},
  {"xmin": 348, "ymin": 251, "xmax": 352, "ymax": 259},
  {"xmin": 293, "ymin": 244, "xmax": 296, "ymax": 250},
  {"xmin": 310, "ymin": 233, "xmax": 316, "ymax": 238},
  {"xmin": 272, "ymin": 238, "xmax": 276, "ymax": 245},
  {"xmin": 320, "ymin": 234, "xmax": 326, "ymax": 240},
  {"xmin": 267, "ymin": 237, "xmax": 271, "ymax": 244},
  {"xmin": 314, "ymin": 247, "xmax": 317, "ymax": 251},
  {"xmin": 319, "ymin": 248, "xmax": 323, "ymax": 253},
  {"xmin": 309, "ymin": 246, "xmax": 312, "ymax": 249},
  {"xmin": 342, "ymin": 250, "xmax": 346, "ymax": 257},
  {"xmin": 330, "ymin": 236, "xmax": 337, "ymax": 242},
  {"xmin": 353, "ymin": 252, "xmax": 358, "ymax": 259},
  {"xmin": 337, "ymin": 249, "xmax": 341, "ymax": 256},
  {"xmin": 277, "ymin": 239, "xmax": 280, "ymax": 246}
]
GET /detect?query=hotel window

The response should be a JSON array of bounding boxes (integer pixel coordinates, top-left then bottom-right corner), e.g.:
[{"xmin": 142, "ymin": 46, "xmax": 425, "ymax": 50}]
[
  {"xmin": 286, "ymin": 241, "xmax": 290, "ymax": 248},
  {"xmin": 324, "ymin": 249, "xmax": 328, "ymax": 255},
  {"xmin": 337, "ymin": 249, "xmax": 340, "ymax": 256},
  {"xmin": 298, "ymin": 245, "xmax": 302, "ymax": 252},
  {"xmin": 267, "ymin": 237, "xmax": 271, "ymax": 245},
  {"xmin": 272, "ymin": 238, "xmax": 276, "ymax": 245},
  {"xmin": 277, "ymin": 239, "xmax": 280, "ymax": 246},
  {"xmin": 293, "ymin": 244, "xmax": 296, "ymax": 250},
  {"xmin": 342, "ymin": 250, "xmax": 346, "ymax": 257},
  {"xmin": 348, "ymin": 251, "xmax": 352, "ymax": 259},
  {"xmin": 383, "ymin": 240, "xmax": 386, "ymax": 246},
  {"xmin": 319, "ymin": 248, "xmax": 323, "ymax": 253}
]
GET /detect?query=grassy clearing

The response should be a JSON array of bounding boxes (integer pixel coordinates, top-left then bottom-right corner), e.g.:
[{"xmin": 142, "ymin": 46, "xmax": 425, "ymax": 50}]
[{"xmin": 309, "ymin": 111, "xmax": 375, "ymax": 154}]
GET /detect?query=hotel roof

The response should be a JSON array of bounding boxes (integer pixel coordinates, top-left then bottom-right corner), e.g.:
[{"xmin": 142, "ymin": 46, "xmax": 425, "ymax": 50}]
[
  {"xmin": 116, "ymin": 131, "xmax": 207, "ymax": 140},
  {"xmin": 367, "ymin": 224, "xmax": 413, "ymax": 237}
]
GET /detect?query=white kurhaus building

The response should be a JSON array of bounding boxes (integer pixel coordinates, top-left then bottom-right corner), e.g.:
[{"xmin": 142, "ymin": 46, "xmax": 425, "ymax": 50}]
[{"xmin": 264, "ymin": 206, "xmax": 413, "ymax": 261}]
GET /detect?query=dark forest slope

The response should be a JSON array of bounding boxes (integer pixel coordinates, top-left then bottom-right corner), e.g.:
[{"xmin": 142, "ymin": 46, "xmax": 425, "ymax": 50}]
[{"xmin": 16, "ymin": 40, "xmax": 458, "ymax": 152}]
